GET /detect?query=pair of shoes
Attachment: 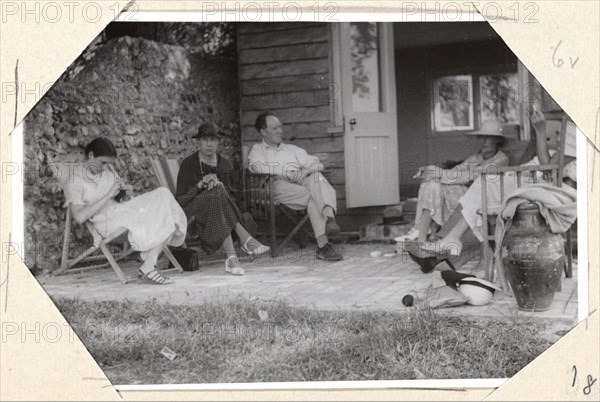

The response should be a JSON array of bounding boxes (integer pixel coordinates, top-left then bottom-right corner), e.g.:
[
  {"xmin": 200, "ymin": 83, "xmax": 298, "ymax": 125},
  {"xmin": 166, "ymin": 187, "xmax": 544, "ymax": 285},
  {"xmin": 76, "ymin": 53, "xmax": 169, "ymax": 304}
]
[
  {"xmin": 241, "ymin": 237, "xmax": 270, "ymax": 256},
  {"xmin": 225, "ymin": 256, "xmax": 245, "ymax": 276},
  {"xmin": 394, "ymin": 227, "xmax": 420, "ymax": 242},
  {"xmin": 404, "ymin": 245, "xmax": 456, "ymax": 274},
  {"xmin": 316, "ymin": 243, "xmax": 343, "ymax": 261},
  {"xmin": 325, "ymin": 217, "xmax": 341, "ymax": 236},
  {"xmin": 394, "ymin": 227, "xmax": 432, "ymax": 242},
  {"xmin": 420, "ymin": 240, "xmax": 463, "ymax": 257},
  {"xmin": 138, "ymin": 269, "xmax": 172, "ymax": 285}
]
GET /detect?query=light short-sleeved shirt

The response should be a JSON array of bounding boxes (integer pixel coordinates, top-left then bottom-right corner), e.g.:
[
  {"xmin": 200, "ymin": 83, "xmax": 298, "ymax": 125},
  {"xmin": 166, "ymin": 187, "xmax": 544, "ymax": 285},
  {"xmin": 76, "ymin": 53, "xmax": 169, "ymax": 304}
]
[
  {"xmin": 56, "ymin": 162, "xmax": 120, "ymax": 209},
  {"xmin": 247, "ymin": 140, "xmax": 320, "ymax": 180}
]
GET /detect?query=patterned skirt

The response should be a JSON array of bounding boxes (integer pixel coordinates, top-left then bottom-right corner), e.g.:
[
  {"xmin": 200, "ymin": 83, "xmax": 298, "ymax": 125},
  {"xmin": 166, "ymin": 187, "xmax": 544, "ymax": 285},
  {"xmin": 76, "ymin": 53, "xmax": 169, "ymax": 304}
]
[
  {"xmin": 415, "ymin": 181, "xmax": 468, "ymax": 227},
  {"xmin": 183, "ymin": 184, "xmax": 257, "ymax": 254}
]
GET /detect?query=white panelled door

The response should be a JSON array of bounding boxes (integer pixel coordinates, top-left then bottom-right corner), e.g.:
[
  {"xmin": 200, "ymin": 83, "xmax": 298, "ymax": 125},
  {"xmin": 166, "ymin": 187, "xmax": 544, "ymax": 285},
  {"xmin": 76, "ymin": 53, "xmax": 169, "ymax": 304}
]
[{"xmin": 340, "ymin": 22, "xmax": 399, "ymax": 208}]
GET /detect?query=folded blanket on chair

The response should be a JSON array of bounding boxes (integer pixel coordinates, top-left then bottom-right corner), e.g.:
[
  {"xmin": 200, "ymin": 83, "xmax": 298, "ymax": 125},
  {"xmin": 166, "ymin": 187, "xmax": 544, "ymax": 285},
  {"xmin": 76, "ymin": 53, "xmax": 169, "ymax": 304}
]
[{"xmin": 493, "ymin": 183, "xmax": 577, "ymax": 262}]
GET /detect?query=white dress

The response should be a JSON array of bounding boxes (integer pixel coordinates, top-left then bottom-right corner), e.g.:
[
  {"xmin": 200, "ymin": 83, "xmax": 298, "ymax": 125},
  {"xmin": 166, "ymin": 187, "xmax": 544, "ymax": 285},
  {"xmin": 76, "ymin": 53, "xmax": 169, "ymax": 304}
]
[{"xmin": 60, "ymin": 163, "xmax": 187, "ymax": 255}]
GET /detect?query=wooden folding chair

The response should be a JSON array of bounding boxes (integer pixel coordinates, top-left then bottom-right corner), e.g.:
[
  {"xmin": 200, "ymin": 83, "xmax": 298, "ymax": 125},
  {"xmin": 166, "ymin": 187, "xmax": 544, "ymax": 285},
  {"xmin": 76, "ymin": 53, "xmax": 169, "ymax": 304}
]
[
  {"xmin": 55, "ymin": 203, "xmax": 183, "ymax": 284},
  {"xmin": 480, "ymin": 115, "xmax": 574, "ymax": 290},
  {"xmin": 243, "ymin": 171, "xmax": 314, "ymax": 257}
]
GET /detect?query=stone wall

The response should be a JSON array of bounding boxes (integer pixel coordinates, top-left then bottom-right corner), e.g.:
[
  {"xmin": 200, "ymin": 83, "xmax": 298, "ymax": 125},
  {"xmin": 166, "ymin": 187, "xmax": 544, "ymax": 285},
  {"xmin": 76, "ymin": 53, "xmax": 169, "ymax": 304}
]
[{"xmin": 24, "ymin": 36, "xmax": 240, "ymax": 272}]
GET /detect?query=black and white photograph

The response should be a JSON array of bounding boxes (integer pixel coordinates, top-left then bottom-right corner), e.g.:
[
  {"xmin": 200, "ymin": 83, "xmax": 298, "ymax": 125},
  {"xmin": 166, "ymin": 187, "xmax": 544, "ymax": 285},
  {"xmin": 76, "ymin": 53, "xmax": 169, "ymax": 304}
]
[{"xmin": 20, "ymin": 19, "xmax": 582, "ymax": 386}]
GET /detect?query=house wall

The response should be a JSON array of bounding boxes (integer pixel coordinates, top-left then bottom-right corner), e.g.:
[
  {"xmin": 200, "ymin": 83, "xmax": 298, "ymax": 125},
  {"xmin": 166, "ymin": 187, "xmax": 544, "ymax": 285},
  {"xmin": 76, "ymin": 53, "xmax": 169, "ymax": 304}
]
[
  {"xmin": 394, "ymin": 40, "xmax": 519, "ymax": 197},
  {"xmin": 238, "ymin": 26, "xmax": 524, "ymax": 231},
  {"xmin": 238, "ymin": 23, "xmax": 369, "ymax": 231},
  {"xmin": 238, "ymin": 23, "xmax": 388, "ymax": 231}
]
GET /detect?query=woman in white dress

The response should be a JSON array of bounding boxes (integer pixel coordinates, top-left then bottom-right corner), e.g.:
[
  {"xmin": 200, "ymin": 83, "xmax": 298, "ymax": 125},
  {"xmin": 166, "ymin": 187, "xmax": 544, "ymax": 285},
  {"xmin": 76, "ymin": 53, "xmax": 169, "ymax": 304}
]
[{"xmin": 60, "ymin": 137, "xmax": 188, "ymax": 284}]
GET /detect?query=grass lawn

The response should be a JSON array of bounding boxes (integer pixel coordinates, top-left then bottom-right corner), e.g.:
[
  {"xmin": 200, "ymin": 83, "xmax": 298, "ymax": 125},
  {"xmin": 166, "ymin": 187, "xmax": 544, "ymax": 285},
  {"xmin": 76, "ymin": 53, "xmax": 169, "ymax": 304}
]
[{"xmin": 55, "ymin": 296, "xmax": 553, "ymax": 385}]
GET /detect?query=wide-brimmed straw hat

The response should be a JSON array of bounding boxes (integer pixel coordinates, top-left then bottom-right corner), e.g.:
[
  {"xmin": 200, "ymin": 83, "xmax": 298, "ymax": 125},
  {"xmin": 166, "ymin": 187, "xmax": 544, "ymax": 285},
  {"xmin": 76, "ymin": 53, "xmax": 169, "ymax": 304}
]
[
  {"xmin": 458, "ymin": 277, "xmax": 504, "ymax": 306},
  {"xmin": 466, "ymin": 120, "xmax": 505, "ymax": 137}
]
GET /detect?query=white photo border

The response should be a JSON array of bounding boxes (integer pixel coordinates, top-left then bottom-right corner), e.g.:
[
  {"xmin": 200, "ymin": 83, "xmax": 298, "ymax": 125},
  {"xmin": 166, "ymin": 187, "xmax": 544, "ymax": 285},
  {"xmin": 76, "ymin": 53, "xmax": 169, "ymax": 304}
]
[{"xmin": 11, "ymin": 9, "xmax": 590, "ymax": 391}]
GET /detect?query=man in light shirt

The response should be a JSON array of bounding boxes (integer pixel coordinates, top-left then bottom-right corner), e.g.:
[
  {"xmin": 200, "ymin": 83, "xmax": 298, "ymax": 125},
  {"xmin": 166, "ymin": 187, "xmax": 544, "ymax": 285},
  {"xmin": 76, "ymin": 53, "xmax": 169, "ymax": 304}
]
[{"xmin": 248, "ymin": 112, "xmax": 343, "ymax": 261}]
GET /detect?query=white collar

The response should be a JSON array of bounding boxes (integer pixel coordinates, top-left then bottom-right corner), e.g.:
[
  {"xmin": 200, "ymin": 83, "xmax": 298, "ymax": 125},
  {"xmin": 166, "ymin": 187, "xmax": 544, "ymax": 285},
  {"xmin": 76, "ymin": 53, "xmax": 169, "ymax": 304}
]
[{"xmin": 262, "ymin": 140, "xmax": 284, "ymax": 150}]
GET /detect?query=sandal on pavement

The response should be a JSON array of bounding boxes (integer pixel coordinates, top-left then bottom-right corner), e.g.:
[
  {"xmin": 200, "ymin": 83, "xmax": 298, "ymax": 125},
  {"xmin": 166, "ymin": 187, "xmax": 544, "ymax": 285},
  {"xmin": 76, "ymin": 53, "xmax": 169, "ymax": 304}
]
[
  {"xmin": 394, "ymin": 227, "xmax": 432, "ymax": 242},
  {"xmin": 138, "ymin": 269, "xmax": 173, "ymax": 285},
  {"xmin": 225, "ymin": 256, "xmax": 245, "ymax": 276},
  {"xmin": 241, "ymin": 237, "xmax": 270, "ymax": 256}
]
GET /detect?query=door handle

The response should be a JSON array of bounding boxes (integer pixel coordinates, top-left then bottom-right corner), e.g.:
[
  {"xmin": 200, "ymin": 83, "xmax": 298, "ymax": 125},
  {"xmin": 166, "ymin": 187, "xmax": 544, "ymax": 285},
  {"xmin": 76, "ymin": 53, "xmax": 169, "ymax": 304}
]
[{"xmin": 349, "ymin": 118, "xmax": 357, "ymax": 130}]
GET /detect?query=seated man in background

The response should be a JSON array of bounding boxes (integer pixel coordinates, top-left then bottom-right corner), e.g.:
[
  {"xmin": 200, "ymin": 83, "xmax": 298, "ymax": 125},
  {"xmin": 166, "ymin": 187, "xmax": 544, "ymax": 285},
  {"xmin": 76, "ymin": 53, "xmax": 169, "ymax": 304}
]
[{"xmin": 248, "ymin": 111, "xmax": 343, "ymax": 262}]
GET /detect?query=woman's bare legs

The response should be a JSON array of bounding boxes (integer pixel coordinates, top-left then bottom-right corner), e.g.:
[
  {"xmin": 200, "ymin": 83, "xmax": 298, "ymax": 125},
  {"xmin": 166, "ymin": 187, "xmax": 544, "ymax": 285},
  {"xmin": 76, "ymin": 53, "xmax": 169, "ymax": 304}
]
[
  {"xmin": 223, "ymin": 235, "xmax": 237, "ymax": 258},
  {"xmin": 422, "ymin": 213, "xmax": 470, "ymax": 256},
  {"xmin": 234, "ymin": 223, "xmax": 270, "ymax": 254},
  {"xmin": 234, "ymin": 223, "xmax": 252, "ymax": 244},
  {"xmin": 139, "ymin": 241, "xmax": 173, "ymax": 284},
  {"xmin": 223, "ymin": 235, "xmax": 244, "ymax": 275},
  {"xmin": 140, "ymin": 242, "xmax": 165, "ymax": 275},
  {"xmin": 416, "ymin": 209, "xmax": 433, "ymax": 242}
]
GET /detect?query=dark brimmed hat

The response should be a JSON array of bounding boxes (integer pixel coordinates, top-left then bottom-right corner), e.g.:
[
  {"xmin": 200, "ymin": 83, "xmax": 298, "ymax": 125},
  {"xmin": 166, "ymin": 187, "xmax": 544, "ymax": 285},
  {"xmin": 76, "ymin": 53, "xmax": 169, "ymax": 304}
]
[
  {"xmin": 194, "ymin": 122, "xmax": 223, "ymax": 139},
  {"xmin": 466, "ymin": 120, "xmax": 505, "ymax": 137}
]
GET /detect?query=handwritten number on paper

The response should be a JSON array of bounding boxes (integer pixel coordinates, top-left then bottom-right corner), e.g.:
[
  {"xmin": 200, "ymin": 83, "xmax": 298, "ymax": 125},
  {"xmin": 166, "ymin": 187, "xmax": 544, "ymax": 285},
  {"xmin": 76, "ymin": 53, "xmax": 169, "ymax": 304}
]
[
  {"xmin": 584, "ymin": 375, "xmax": 598, "ymax": 395},
  {"xmin": 572, "ymin": 365, "xmax": 598, "ymax": 396},
  {"xmin": 552, "ymin": 40, "xmax": 580, "ymax": 69},
  {"xmin": 552, "ymin": 41, "xmax": 565, "ymax": 67}
]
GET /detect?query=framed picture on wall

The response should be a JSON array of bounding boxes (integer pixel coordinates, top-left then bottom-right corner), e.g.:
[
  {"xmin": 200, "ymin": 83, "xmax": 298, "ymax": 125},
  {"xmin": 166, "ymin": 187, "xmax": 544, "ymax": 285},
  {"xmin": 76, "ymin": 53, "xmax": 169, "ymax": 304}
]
[
  {"xmin": 479, "ymin": 72, "xmax": 520, "ymax": 125},
  {"xmin": 432, "ymin": 75, "xmax": 474, "ymax": 132}
]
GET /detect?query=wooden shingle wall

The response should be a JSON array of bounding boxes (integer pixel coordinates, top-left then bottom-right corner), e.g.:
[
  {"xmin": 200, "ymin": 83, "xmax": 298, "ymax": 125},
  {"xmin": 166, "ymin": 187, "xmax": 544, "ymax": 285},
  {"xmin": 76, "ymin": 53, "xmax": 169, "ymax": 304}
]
[{"xmin": 238, "ymin": 23, "xmax": 380, "ymax": 230}]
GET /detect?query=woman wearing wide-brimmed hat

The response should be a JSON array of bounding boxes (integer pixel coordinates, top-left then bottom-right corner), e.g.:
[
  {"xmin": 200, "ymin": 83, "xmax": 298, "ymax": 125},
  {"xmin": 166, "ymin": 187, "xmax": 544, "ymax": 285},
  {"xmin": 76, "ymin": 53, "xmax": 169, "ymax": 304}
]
[
  {"xmin": 419, "ymin": 110, "xmax": 577, "ymax": 259},
  {"xmin": 396, "ymin": 120, "xmax": 509, "ymax": 243}
]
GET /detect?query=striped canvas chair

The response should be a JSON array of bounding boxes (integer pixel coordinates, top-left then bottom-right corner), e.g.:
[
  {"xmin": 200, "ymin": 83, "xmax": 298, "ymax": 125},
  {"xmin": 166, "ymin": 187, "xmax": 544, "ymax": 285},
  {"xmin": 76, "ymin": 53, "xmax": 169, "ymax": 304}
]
[
  {"xmin": 150, "ymin": 158, "xmax": 181, "ymax": 194},
  {"xmin": 150, "ymin": 158, "xmax": 199, "ymax": 246}
]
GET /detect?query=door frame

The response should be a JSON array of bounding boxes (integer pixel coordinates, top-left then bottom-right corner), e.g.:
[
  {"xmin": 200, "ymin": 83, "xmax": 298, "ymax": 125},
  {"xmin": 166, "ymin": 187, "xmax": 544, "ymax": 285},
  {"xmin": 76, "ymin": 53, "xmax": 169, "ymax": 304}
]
[{"xmin": 336, "ymin": 22, "xmax": 400, "ymax": 208}]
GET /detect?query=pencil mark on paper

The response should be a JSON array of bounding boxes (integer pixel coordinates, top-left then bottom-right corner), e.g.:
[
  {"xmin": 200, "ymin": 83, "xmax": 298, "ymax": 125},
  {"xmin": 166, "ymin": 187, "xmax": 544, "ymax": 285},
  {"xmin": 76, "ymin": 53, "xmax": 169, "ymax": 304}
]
[
  {"xmin": 12, "ymin": 59, "xmax": 19, "ymax": 132},
  {"xmin": 552, "ymin": 40, "xmax": 580, "ymax": 69}
]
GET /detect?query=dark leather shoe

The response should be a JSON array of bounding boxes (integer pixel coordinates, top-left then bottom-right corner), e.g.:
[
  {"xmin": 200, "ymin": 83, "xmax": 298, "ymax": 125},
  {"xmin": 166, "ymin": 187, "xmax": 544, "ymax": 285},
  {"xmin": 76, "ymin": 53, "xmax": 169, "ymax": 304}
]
[
  {"xmin": 316, "ymin": 243, "xmax": 343, "ymax": 261},
  {"xmin": 404, "ymin": 242, "xmax": 456, "ymax": 273}
]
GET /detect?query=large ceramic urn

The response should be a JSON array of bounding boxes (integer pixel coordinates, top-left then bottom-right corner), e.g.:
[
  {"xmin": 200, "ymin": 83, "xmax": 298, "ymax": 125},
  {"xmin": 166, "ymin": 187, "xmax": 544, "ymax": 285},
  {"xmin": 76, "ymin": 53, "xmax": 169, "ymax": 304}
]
[{"xmin": 501, "ymin": 203, "xmax": 565, "ymax": 311}]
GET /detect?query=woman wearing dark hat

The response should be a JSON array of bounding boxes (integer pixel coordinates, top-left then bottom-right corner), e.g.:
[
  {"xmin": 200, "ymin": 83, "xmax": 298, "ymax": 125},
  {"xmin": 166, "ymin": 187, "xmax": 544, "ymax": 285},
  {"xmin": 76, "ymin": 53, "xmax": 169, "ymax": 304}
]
[
  {"xmin": 396, "ymin": 120, "xmax": 509, "ymax": 243},
  {"xmin": 59, "ymin": 137, "xmax": 188, "ymax": 285},
  {"xmin": 176, "ymin": 122, "xmax": 269, "ymax": 276}
]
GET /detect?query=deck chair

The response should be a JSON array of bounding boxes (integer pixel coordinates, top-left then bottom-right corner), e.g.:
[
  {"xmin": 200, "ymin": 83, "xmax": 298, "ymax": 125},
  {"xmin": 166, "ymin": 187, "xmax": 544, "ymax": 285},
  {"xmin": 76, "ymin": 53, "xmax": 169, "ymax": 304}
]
[
  {"xmin": 480, "ymin": 115, "xmax": 574, "ymax": 290},
  {"xmin": 55, "ymin": 201, "xmax": 183, "ymax": 284},
  {"xmin": 150, "ymin": 158, "xmax": 181, "ymax": 195},
  {"xmin": 150, "ymin": 158, "xmax": 202, "ymax": 248}
]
